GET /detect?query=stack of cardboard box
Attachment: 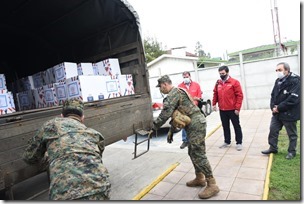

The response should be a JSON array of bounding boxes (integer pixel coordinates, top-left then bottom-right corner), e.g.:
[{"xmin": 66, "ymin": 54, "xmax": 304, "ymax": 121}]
[
  {"xmin": 11, "ymin": 58, "xmax": 135, "ymax": 112},
  {"xmin": 0, "ymin": 74, "xmax": 16, "ymax": 115}
]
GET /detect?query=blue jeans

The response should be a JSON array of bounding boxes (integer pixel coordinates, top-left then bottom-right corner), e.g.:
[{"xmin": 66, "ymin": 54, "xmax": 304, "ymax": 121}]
[{"xmin": 182, "ymin": 129, "xmax": 189, "ymax": 143}]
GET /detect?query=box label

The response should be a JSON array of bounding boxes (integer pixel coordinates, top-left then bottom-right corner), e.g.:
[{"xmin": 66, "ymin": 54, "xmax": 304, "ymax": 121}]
[
  {"xmin": 0, "ymin": 79, "xmax": 3, "ymax": 89},
  {"xmin": 0, "ymin": 95, "xmax": 8, "ymax": 108},
  {"xmin": 87, "ymin": 95, "xmax": 94, "ymax": 102},
  {"xmin": 45, "ymin": 90, "xmax": 54, "ymax": 102},
  {"xmin": 106, "ymin": 81, "xmax": 118, "ymax": 93},
  {"xmin": 20, "ymin": 94, "xmax": 30, "ymax": 106},
  {"xmin": 56, "ymin": 86, "xmax": 67, "ymax": 99},
  {"xmin": 68, "ymin": 82, "xmax": 80, "ymax": 97},
  {"xmin": 55, "ymin": 67, "xmax": 64, "ymax": 81}
]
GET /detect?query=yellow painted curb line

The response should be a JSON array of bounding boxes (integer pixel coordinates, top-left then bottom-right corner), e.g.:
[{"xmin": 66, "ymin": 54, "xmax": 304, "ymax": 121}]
[
  {"xmin": 262, "ymin": 153, "xmax": 273, "ymax": 200},
  {"xmin": 132, "ymin": 124, "xmax": 222, "ymax": 200},
  {"xmin": 206, "ymin": 124, "xmax": 222, "ymax": 139},
  {"xmin": 132, "ymin": 162, "xmax": 180, "ymax": 200}
]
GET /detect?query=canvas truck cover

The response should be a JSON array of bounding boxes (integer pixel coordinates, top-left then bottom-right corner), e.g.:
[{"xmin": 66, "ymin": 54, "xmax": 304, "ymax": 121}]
[
  {"xmin": 0, "ymin": 0, "xmax": 143, "ymax": 79},
  {"xmin": 0, "ymin": 0, "xmax": 153, "ymax": 196}
]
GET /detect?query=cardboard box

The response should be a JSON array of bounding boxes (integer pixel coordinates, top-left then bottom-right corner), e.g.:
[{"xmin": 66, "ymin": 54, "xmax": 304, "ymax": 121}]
[
  {"xmin": 77, "ymin": 63, "xmax": 94, "ymax": 75},
  {"xmin": 43, "ymin": 84, "xmax": 59, "ymax": 107},
  {"xmin": 92, "ymin": 63, "xmax": 99, "ymax": 75},
  {"xmin": 16, "ymin": 90, "xmax": 34, "ymax": 111},
  {"xmin": 0, "ymin": 74, "xmax": 7, "ymax": 90},
  {"xmin": 32, "ymin": 87, "xmax": 46, "ymax": 109},
  {"xmin": 119, "ymin": 74, "xmax": 135, "ymax": 96},
  {"xmin": 42, "ymin": 69, "xmax": 56, "ymax": 85},
  {"xmin": 95, "ymin": 58, "xmax": 121, "ymax": 76},
  {"xmin": 54, "ymin": 82, "xmax": 67, "ymax": 105},
  {"xmin": 66, "ymin": 75, "xmax": 121, "ymax": 102},
  {"xmin": 7, "ymin": 91, "xmax": 16, "ymax": 114},
  {"xmin": 20, "ymin": 76, "xmax": 35, "ymax": 91},
  {"xmin": 41, "ymin": 70, "xmax": 49, "ymax": 85},
  {"xmin": 54, "ymin": 62, "xmax": 78, "ymax": 82},
  {"xmin": 0, "ymin": 90, "xmax": 16, "ymax": 115},
  {"xmin": 46, "ymin": 67, "xmax": 56, "ymax": 84},
  {"xmin": 105, "ymin": 75, "xmax": 121, "ymax": 98},
  {"xmin": 32, "ymin": 72, "xmax": 45, "ymax": 88}
]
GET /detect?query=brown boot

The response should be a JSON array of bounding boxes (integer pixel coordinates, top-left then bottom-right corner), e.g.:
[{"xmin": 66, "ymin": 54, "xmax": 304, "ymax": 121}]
[
  {"xmin": 186, "ymin": 172, "xmax": 206, "ymax": 187},
  {"xmin": 198, "ymin": 177, "xmax": 219, "ymax": 199}
]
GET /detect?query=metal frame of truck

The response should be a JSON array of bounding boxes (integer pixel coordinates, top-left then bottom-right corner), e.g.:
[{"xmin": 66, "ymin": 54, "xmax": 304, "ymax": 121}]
[{"xmin": 0, "ymin": 0, "xmax": 153, "ymax": 198}]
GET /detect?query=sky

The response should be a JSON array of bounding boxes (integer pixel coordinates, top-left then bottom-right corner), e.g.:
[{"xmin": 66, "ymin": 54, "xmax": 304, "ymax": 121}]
[{"xmin": 127, "ymin": 0, "xmax": 300, "ymax": 59}]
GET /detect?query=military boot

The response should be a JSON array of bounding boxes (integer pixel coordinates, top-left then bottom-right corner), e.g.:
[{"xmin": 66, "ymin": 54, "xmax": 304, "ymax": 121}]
[
  {"xmin": 186, "ymin": 172, "xmax": 206, "ymax": 187},
  {"xmin": 198, "ymin": 177, "xmax": 220, "ymax": 199}
]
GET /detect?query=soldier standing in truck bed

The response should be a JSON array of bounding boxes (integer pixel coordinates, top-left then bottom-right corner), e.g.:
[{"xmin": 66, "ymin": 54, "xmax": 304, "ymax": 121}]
[{"xmin": 23, "ymin": 98, "xmax": 111, "ymax": 200}]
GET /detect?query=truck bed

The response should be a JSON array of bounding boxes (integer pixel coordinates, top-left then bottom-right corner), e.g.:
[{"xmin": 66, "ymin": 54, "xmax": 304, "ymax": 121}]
[
  {"xmin": 0, "ymin": 0, "xmax": 153, "ymax": 197},
  {"xmin": 0, "ymin": 94, "xmax": 152, "ymax": 195}
]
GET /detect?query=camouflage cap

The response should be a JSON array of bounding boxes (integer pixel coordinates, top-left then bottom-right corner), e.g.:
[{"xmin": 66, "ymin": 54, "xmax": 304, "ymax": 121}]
[
  {"xmin": 62, "ymin": 98, "xmax": 84, "ymax": 116},
  {"xmin": 156, "ymin": 75, "xmax": 172, "ymax": 87}
]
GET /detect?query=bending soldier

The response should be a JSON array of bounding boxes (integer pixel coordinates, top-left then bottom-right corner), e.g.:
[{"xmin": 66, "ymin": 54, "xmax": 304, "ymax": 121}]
[{"xmin": 23, "ymin": 98, "xmax": 111, "ymax": 200}]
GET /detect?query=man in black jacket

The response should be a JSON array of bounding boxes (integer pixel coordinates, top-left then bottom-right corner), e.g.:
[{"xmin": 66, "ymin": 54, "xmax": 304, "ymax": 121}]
[{"xmin": 261, "ymin": 62, "xmax": 300, "ymax": 159}]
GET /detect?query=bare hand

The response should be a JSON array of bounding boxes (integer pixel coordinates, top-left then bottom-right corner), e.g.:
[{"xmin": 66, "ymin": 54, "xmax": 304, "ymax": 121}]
[
  {"xmin": 235, "ymin": 110, "xmax": 240, "ymax": 115},
  {"xmin": 272, "ymin": 105, "xmax": 279, "ymax": 113},
  {"xmin": 212, "ymin": 106, "xmax": 217, "ymax": 111}
]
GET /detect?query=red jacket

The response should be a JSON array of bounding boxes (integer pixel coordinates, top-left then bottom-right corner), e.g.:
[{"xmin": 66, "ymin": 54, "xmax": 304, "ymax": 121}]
[
  {"xmin": 178, "ymin": 81, "xmax": 202, "ymax": 106},
  {"xmin": 212, "ymin": 76, "xmax": 243, "ymax": 111}
]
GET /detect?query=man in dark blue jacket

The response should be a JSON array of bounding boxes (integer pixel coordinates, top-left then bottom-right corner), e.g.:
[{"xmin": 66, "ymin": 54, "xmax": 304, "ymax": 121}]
[{"xmin": 261, "ymin": 62, "xmax": 300, "ymax": 159}]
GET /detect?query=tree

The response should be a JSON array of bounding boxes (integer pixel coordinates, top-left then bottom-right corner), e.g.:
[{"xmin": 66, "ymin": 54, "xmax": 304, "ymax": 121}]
[
  {"xmin": 144, "ymin": 37, "xmax": 166, "ymax": 63},
  {"xmin": 195, "ymin": 41, "xmax": 210, "ymax": 59}
]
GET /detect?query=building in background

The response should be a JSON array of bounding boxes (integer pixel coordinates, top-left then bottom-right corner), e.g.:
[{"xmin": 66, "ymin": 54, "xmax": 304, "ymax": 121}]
[
  {"xmin": 227, "ymin": 40, "xmax": 299, "ymax": 63},
  {"xmin": 148, "ymin": 47, "xmax": 225, "ymax": 78}
]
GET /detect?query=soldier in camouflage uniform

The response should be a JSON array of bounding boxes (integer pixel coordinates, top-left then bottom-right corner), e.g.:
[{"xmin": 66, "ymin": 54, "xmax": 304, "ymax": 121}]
[
  {"xmin": 23, "ymin": 98, "xmax": 111, "ymax": 200},
  {"xmin": 152, "ymin": 75, "xmax": 219, "ymax": 199}
]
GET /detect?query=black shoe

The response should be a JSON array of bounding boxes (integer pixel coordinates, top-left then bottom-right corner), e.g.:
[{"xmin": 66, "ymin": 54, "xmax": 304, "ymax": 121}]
[
  {"xmin": 286, "ymin": 153, "xmax": 295, "ymax": 160},
  {"xmin": 180, "ymin": 142, "xmax": 188, "ymax": 149},
  {"xmin": 261, "ymin": 149, "xmax": 278, "ymax": 154}
]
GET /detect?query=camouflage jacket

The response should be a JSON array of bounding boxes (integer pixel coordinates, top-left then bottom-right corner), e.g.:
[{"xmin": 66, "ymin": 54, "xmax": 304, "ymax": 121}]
[
  {"xmin": 23, "ymin": 116, "xmax": 111, "ymax": 200},
  {"xmin": 154, "ymin": 87, "xmax": 202, "ymax": 129}
]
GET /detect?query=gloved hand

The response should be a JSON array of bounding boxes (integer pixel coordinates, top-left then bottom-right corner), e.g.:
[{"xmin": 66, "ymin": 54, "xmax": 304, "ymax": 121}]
[{"xmin": 167, "ymin": 128, "xmax": 173, "ymax": 143}]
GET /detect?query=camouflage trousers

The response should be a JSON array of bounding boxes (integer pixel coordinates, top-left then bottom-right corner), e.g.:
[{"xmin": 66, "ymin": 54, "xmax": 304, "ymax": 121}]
[
  {"xmin": 186, "ymin": 115, "xmax": 213, "ymax": 177},
  {"xmin": 75, "ymin": 193, "xmax": 110, "ymax": 200}
]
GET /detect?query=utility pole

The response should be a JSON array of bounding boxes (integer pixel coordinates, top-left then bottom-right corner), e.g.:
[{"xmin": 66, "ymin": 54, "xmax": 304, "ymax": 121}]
[{"xmin": 270, "ymin": 0, "xmax": 282, "ymax": 56}]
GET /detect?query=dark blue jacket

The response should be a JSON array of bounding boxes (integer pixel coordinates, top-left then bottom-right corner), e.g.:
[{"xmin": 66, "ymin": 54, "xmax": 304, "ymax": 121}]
[{"xmin": 270, "ymin": 72, "xmax": 300, "ymax": 121}]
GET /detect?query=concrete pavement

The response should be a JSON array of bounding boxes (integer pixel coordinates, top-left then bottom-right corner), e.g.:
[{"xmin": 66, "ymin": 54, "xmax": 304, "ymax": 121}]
[
  {"xmin": 103, "ymin": 108, "xmax": 224, "ymax": 200},
  {"xmin": 138, "ymin": 109, "xmax": 272, "ymax": 200},
  {"xmin": 10, "ymin": 109, "xmax": 273, "ymax": 201}
]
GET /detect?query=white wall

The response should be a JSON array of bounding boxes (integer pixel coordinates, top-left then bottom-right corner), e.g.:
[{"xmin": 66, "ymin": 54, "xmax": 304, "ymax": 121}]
[
  {"xmin": 148, "ymin": 57, "xmax": 196, "ymax": 78},
  {"xmin": 149, "ymin": 54, "xmax": 300, "ymax": 110},
  {"xmin": 239, "ymin": 55, "xmax": 300, "ymax": 109}
]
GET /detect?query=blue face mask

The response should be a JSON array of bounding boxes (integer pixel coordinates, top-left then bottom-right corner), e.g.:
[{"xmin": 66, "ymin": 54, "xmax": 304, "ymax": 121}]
[{"xmin": 184, "ymin": 78, "xmax": 190, "ymax": 84}]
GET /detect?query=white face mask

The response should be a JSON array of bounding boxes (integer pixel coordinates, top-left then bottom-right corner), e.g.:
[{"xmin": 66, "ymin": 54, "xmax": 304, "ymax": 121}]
[
  {"xmin": 184, "ymin": 78, "xmax": 190, "ymax": 84},
  {"xmin": 277, "ymin": 71, "xmax": 285, "ymax": 79}
]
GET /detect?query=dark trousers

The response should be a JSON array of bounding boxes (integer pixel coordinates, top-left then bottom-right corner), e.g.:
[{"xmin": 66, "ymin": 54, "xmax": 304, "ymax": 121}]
[
  {"xmin": 268, "ymin": 115, "xmax": 298, "ymax": 155},
  {"xmin": 219, "ymin": 110, "xmax": 243, "ymax": 145}
]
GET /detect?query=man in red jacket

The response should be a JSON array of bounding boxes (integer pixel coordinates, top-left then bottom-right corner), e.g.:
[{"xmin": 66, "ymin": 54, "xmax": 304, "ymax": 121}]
[
  {"xmin": 178, "ymin": 71, "xmax": 202, "ymax": 149},
  {"xmin": 212, "ymin": 66, "xmax": 244, "ymax": 151}
]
